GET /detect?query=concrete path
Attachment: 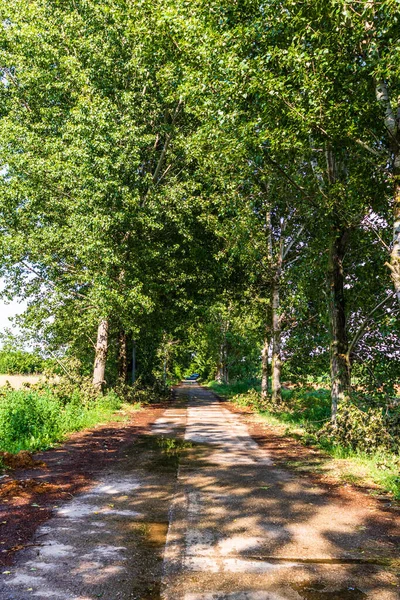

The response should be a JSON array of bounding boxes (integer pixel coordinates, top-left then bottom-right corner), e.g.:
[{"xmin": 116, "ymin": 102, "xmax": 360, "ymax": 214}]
[
  {"xmin": 161, "ymin": 385, "xmax": 399, "ymax": 600},
  {"xmin": 0, "ymin": 384, "xmax": 398, "ymax": 599}
]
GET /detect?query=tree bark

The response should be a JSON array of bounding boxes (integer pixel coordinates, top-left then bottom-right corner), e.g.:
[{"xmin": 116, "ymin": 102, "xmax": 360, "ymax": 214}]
[
  {"xmin": 131, "ymin": 340, "xmax": 136, "ymax": 384},
  {"xmin": 261, "ymin": 333, "xmax": 270, "ymax": 399},
  {"xmin": 223, "ymin": 340, "xmax": 229, "ymax": 385},
  {"xmin": 92, "ymin": 319, "xmax": 109, "ymax": 389},
  {"xmin": 390, "ymin": 155, "xmax": 400, "ymax": 304},
  {"xmin": 163, "ymin": 357, "xmax": 167, "ymax": 385},
  {"xmin": 375, "ymin": 81, "xmax": 400, "ymax": 304},
  {"xmin": 328, "ymin": 229, "xmax": 350, "ymax": 424},
  {"xmin": 117, "ymin": 330, "xmax": 127, "ymax": 383},
  {"xmin": 215, "ymin": 340, "xmax": 224, "ymax": 382},
  {"xmin": 265, "ymin": 207, "xmax": 283, "ymax": 404},
  {"xmin": 215, "ymin": 326, "xmax": 228, "ymax": 383},
  {"xmin": 271, "ymin": 275, "xmax": 282, "ymax": 403}
]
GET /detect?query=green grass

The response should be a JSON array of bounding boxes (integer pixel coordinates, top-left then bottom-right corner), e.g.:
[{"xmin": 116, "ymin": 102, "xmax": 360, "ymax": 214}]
[
  {"xmin": 208, "ymin": 380, "xmax": 400, "ymax": 500},
  {"xmin": 0, "ymin": 388, "xmax": 140, "ymax": 454},
  {"xmin": 258, "ymin": 411, "xmax": 400, "ymax": 499},
  {"xmin": 207, "ymin": 379, "xmax": 260, "ymax": 397}
]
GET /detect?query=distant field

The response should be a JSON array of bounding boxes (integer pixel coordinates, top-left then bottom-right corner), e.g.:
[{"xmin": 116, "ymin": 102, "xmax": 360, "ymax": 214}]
[{"xmin": 0, "ymin": 374, "xmax": 43, "ymax": 389}]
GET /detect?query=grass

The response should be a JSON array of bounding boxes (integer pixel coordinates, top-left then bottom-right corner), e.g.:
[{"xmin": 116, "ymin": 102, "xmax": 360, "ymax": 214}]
[
  {"xmin": 208, "ymin": 380, "xmax": 400, "ymax": 500},
  {"xmin": 0, "ymin": 387, "xmax": 141, "ymax": 455},
  {"xmin": 208, "ymin": 379, "xmax": 261, "ymax": 397}
]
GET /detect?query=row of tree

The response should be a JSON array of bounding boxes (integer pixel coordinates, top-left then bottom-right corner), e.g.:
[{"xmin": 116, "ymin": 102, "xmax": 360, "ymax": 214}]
[{"xmin": 0, "ymin": 0, "xmax": 399, "ymax": 421}]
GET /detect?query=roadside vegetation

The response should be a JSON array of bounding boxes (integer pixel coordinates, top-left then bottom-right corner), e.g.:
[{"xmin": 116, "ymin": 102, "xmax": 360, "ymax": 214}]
[
  {"xmin": 0, "ymin": 0, "xmax": 398, "ymax": 481},
  {"xmin": 209, "ymin": 380, "xmax": 400, "ymax": 500},
  {"xmin": 0, "ymin": 350, "xmax": 52, "ymax": 375},
  {"xmin": 0, "ymin": 376, "xmax": 145, "ymax": 455}
]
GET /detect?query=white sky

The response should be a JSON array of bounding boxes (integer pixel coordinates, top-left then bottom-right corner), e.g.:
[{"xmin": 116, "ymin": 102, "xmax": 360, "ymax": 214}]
[
  {"xmin": 0, "ymin": 297, "xmax": 26, "ymax": 334},
  {"xmin": 0, "ymin": 278, "xmax": 27, "ymax": 336}
]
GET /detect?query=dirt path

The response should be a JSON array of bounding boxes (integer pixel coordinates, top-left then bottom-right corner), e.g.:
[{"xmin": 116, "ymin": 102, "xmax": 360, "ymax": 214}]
[{"xmin": 1, "ymin": 384, "xmax": 399, "ymax": 599}]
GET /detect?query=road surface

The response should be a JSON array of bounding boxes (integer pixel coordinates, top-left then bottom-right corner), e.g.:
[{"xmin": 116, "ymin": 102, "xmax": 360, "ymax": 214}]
[{"xmin": 0, "ymin": 384, "xmax": 398, "ymax": 599}]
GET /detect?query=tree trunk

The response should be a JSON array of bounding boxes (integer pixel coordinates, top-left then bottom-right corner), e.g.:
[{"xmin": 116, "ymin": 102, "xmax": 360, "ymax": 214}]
[
  {"xmin": 375, "ymin": 82, "xmax": 400, "ymax": 304},
  {"xmin": 92, "ymin": 319, "xmax": 109, "ymax": 389},
  {"xmin": 117, "ymin": 330, "xmax": 127, "ymax": 383},
  {"xmin": 261, "ymin": 333, "xmax": 270, "ymax": 399},
  {"xmin": 215, "ymin": 342, "xmax": 224, "ymax": 382},
  {"xmin": 328, "ymin": 229, "xmax": 350, "ymax": 424},
  {"xmin": 271, "ymin": 276, "xmax": 282, "ymax": 404},
  {"xmin": 131, "ymin": 340, "xmax": 136, "ymax": 384},
  {"xmin": 390, "ymin": 154, "xmax": 400, "ymax": 304},
  {"xmin": 265, "ymin": 207, "xmax": 282, "ymax": 404},
  {"xmin": 223, "ymin": 341, "xmax": 229, "ymax": 384},
  {"xmin": 216, "ymin": 334, "xmax": 227, "ymax": 383},
  {"xmin": 163, "ymin": 357, "xmax": 167, "ymax": 385}
]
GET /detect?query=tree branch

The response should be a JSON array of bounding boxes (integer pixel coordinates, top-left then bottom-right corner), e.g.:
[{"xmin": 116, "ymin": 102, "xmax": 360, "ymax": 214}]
[
  {"xmin": 261, "ymin": 153, "xmax": 309, "ymax": 198},
  {"xmin": 347, "ymin": 291, "xmax": 396, "ymax": 358},
  {"xmin": 354, "ymin": 137, "xmax": 387, "ymax": 158},
  {"xmin": 376, "ymin": 81, "xmax": 397, "ymax": 137},
  {"xmin": 282, "ymin": 225, "xmax": 304, "ymax": 260},
  {"xmin": 141, "ymin": 99, "xmax": 183, "ymax": 205},
  {"xmin": 20, "ymin": 261, "xmax": 90, "ymax": 302}
]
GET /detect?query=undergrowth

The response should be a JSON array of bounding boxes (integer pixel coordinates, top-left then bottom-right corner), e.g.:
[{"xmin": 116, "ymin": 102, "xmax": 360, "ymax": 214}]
[
  {"xmin": 208, "ymin": 380, "xmax": 400, "ymax": 500},
  {"xmin": 208, "ymin": 379, "xmax": 260, "ymax": 398},
  {"xmin": 0, "ymin": 374, "xmax": 170, "ymax": 455},
  {"xmin": 0, "ymin": 385, "xmax": 130, "ymax": 454}
]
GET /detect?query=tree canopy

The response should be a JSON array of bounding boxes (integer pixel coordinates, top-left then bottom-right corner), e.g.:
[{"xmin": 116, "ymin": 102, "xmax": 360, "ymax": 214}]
[{"xmin": 0, "ymin": 0, "xmax": 399, "ymax": 423}]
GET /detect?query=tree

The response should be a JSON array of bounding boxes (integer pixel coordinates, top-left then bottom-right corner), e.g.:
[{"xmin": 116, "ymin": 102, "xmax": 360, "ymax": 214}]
[{"xmin": 0, "ymin": 0, "xmax": 224, "ymax": 385}]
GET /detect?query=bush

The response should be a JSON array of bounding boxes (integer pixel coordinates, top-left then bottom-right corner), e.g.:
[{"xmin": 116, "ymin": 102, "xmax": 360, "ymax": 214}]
[
  {"xmin": 0, "ymin": 386, "xmax": 123, "ymax": 454},
  {"xmin": 114, "ymin": 378, "xmax": 171, "ymax": 405},
  {"xmin": 319, "ymin": 402, "xmax": 400, "ymax": 454},
  {"xmin": 33, "ymin": 373, "xmax": 100, "ymax": 406},
  {"xmin": 0, "ymin": 350, "xmax": 51, "ymax": 375},
  {"xmin": 229, "ymin": 386, "xmax": 400, "ymax": 455},
  {"xmin": 0, "ymin": 390, "xmax": 61, "ymax": 451}
]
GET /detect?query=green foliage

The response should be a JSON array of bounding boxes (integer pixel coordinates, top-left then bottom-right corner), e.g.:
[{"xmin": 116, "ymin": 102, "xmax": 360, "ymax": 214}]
[
  {"xmin": 185, "ymin": 300, "xmax": 262, "ymax": 383},
  {"xmin": 0, "ymin": 0, "xmax": 399, "ymax": 442},
  {"xmin": 114, "ymin": 378, "xmax": 171, "ymax": 405},
  {"xmin": 319, "ymin": 403, "xmax": 400, "ymax": 455},
  {"xmin": 0, "ymin": 0, "xmax": 224, "ymax": 382},
  {"xmin": 208, "ymin": 379, "xmax": 260, "ymax": 398},
  {"xmin": 210, "ymin": 380, "xmax": 332, "ymax": 426},
  {"xmin": 227, "ymin": 384, "xmax": 400, "ymax": 498},
  {"xmin": 0, "ymin": 386, "xmax": 124, "ymax": 453},
  {"xmin": 0, "ymin": 350, "xmax": 51, "ymax": 374}
]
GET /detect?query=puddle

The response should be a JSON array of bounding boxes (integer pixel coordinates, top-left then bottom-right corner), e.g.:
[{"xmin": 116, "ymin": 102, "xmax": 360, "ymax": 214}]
[
  {"xmin": 292, "ymin": 582, "xmax": 367, "ymax": 599},
  {"xmin": 137, "ymin": 521, "xmax": 169, "ymax": 548},
  {"xmin": 133, "ymin": 435, "xmax": 193, "ymax": 472},
  {"xmin": 125, "ymin": 522, "xmax": 167, "ymax": 600}
]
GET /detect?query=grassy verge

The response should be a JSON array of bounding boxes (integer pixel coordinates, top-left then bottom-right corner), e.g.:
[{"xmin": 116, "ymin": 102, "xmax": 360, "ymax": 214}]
[
  {"xmin": 0, "ymin": 387, "xmax": 141, "ymax": 455},
  {"xmin": 208, "ymin": 379, "xmax": 261, "ymax": 397},
  {"xmin": 207, "ymin": 380, "xmax": 400, "ymax": 500}
]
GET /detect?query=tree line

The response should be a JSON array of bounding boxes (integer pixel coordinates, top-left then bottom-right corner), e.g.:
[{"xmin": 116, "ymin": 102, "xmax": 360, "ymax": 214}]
[{"xmin": 0, "ymin": 0, "xmax": 399, "ymax": 422}]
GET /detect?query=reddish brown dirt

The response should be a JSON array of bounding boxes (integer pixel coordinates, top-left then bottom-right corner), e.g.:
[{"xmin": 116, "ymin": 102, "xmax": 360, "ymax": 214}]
[
  {"xmin": 0, "ymin": 451, "xmax": 46, "ymax": 470},
  {"xmin": 0, "ymin": 402, "xmax": 168, "ymax": 567}
]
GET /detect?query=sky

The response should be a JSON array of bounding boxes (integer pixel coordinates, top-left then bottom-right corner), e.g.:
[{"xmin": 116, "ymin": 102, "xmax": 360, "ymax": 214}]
[
  {"xmin": 0, "ymin": 278, "xmax": 27, "ymax": 337},
  {"xmin": 0, "ymin": 298, "xmax": 26, "ymax": 333}
]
